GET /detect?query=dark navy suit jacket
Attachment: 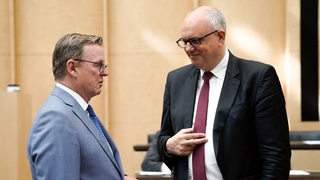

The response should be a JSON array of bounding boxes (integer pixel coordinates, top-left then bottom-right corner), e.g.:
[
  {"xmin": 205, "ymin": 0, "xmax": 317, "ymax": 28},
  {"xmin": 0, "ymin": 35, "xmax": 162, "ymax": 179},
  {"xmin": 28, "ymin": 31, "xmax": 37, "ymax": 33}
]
[{"xmin": 158, "ymin": 52, "xmax": 291, "ymax": 180}]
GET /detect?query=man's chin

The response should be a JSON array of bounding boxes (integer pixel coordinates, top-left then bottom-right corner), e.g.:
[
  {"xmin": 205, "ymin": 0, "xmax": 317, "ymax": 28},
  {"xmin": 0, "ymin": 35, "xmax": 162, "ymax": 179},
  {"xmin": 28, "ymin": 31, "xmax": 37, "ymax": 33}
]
[
  {"xmin": 191, "ymin": 60, "xmax": 201, "ymax": 68},
  {"xmin": 94, "ymin": 88, "xmax": 102, "ymax": 96},
  {"xmin": 190, "ymin": 56, "xmax": 200, "ymax": 63}
]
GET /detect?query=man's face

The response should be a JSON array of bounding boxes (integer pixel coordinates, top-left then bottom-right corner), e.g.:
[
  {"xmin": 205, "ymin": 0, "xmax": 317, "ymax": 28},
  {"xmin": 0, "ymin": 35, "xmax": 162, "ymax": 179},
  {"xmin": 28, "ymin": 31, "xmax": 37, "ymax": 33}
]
[
  {"xmin": 180, "ymin": 12, "xmax": 224, "ymax": 71},
  {"xmin": 75, "ymin": 44, "xmax": 107, "ymax": 101},
  {"xmin": 183, "ymin": 30, "xmax": 220, "ymax": 70}
]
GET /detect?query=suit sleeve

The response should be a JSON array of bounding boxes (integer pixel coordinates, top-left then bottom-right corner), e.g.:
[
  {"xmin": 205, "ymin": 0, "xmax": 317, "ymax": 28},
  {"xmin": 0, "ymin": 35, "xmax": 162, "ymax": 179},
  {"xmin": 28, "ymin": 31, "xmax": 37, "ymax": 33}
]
[
  {"xmin": 157, "ymin": 72, "xmax": 176, "ymax": 170},
  {"xmin": 27, "ymin": 110, "xmax": 80, "ymax": 180},
  {"xmin": 254, "ymin": 66, "xmax": 291, "ymax": 179}
]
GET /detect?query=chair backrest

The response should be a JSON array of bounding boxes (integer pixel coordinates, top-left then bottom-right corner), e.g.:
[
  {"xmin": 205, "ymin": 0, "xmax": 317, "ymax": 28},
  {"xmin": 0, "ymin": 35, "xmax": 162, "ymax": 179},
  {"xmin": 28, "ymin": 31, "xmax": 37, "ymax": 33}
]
[
  {"xmin": 147, "ymin": 134, "xmax": 156, "ymax": 143},
  {"xmin": 289, "ymin": 131, "xmax": 320, "ymax": 141},
  {"xmin": 147, "ymin": 131, "xmax": 160, "ymax": 143}
]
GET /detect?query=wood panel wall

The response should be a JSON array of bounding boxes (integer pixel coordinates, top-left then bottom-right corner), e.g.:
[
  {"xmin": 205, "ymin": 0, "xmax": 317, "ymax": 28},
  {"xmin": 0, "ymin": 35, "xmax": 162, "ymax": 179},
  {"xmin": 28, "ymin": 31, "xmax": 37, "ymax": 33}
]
[{"xmin": 0, "ymin": 0, "xmax": 319, "ymax": 178}]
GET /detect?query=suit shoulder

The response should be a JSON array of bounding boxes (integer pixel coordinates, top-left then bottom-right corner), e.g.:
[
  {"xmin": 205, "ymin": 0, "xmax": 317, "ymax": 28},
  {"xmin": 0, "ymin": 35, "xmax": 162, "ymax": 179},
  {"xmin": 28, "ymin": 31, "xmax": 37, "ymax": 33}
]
[
  {"xmin": 237, "ymin": 57, "xmax": 272, "ymax": 68},
  {"xmin": 167, "ymin": 64, "xmax": 197, "ymax": 78},
  {"xmin": 232, "ymin": 56, "xmax": 276, "ymax": 74},
  {"xmin": 169, "ymin": 64, "xmax": 195, "ymax": 74},
  {"xmin": 32, "ymin": 94, "xmax": 75, "ymax": 128}
]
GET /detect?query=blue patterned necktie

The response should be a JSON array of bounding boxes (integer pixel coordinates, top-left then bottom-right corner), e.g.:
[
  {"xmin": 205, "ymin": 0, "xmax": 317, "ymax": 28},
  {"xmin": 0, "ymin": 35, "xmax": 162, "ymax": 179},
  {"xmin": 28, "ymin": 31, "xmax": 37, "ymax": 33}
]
[{"xmin": 87, "ymin": 105, "xmax": 113, "ymax": 154}]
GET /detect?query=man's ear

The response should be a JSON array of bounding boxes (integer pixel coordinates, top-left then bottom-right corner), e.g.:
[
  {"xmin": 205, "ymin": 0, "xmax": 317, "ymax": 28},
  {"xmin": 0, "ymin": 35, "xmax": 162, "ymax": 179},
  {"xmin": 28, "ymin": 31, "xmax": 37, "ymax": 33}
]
[
  {"xmin": 217, "ymin": 30, "xmax": 226, "ymax": 47},
  {"xmin": 66, "ymin": 59, "xmax": 78, "ymax": 77}
]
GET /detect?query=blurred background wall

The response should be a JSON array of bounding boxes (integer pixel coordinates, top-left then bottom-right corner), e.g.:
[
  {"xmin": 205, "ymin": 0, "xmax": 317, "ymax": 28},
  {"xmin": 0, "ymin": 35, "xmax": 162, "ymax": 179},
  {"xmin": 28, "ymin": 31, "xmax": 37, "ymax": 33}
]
[{"xmin": 0, "ymin": 0, "xmax": 319, "ymax": 178}]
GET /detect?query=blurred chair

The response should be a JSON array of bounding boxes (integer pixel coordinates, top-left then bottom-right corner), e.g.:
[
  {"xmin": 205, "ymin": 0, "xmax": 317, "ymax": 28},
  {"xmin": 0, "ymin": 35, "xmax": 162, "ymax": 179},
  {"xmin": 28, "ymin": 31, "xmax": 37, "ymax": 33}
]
[
  {"xmin": 290, "ymin": 131, "xmax": 320, "ymax": 171},
  {"xmin": 141, "ymin": 131, "xmax": 171, "ymax": 174},
  {"xmin": 290, "ymin": 131, "xmax": 320, "ymax": 141}
]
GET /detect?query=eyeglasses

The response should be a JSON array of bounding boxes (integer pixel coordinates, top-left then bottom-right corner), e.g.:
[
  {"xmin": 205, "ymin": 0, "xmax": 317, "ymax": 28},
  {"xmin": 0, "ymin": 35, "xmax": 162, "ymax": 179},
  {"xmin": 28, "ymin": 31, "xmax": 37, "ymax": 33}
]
[
  {"xmin": 74, "ymin": 59, "xmax": 108, "ymax": 73},
  {"xmin": 176, "ymin": 30, "xmax": 219, "ymax": 48}
]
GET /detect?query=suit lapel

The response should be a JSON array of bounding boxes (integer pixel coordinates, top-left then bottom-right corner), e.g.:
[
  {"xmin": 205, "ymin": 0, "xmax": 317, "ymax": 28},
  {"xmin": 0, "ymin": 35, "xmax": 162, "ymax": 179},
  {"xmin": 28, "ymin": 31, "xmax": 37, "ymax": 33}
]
[
  {"xmin": 100, "ymin": 125, "xmax": 124, "ymax": 173},
  {"xmin": 183, "ymin": 67, "xmax": 200, "ymax": 128},
  {"xmin": 73, "ymin": 107, "xmax": 123, "ymax": 174},
  {"xmin": 52, "ymin": 86, "xmax": 123, "ymax": 175},
  {"xmin": 213, "ymin": 54, "xmax": 240, "ymax": 156}
]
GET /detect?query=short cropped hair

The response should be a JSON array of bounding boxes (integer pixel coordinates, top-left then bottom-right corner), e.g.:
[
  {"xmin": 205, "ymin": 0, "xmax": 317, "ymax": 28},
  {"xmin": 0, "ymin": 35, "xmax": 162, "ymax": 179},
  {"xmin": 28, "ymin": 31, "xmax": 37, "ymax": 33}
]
[{"xmin": 52, "ymin": 33, "xmax": 103, "ymax": 80}]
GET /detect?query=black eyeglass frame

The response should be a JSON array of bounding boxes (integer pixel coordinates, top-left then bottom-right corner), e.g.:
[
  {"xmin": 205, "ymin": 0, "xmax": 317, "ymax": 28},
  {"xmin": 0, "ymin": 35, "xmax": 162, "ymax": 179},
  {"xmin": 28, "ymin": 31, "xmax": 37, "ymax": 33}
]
[
  {"xmin": 73, "ymin": 59, "xmax": 108, "ymax": 72},
  {"xmin": 176, "ymin": 30, "xmax": 219, "ymax": 48}
]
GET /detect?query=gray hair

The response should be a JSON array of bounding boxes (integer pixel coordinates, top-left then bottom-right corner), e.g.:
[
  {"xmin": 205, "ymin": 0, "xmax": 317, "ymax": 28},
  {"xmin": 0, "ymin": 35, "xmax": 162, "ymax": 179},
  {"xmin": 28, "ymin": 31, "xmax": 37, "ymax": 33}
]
[
  {"xmin": 52, "ymin": 33, "xmax": 103, "ymax": 80},
  {"xmin": 205, "ymin": 8, "xmax": 227, "ymax": 32}
]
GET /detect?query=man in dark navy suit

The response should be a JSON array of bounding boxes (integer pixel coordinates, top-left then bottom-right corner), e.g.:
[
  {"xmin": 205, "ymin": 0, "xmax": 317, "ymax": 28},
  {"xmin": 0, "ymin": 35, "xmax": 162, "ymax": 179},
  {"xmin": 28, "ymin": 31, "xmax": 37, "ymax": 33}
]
[{"xmin": 158, "ymin": 6, "xmax": 291, "ymax": 180}]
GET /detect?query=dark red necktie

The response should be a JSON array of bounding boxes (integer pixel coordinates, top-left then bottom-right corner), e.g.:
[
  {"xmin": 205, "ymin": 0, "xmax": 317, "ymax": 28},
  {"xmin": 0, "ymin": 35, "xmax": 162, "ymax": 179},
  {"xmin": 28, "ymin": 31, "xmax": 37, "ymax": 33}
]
[{"xmin": 192, "ymin": 72, "xmax": 213, "ymax": 180}]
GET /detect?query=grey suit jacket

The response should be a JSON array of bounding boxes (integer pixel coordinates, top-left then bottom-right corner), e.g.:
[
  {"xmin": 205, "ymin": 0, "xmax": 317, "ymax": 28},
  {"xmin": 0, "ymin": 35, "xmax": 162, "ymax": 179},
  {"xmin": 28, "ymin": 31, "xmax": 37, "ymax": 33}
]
[
  {"xmin": 158, "ymin": 52, "xmax": 291, "ymax": 180},
  {"xmin": 27, "ymin": 86, "xmax": 124, "ymax": 180}
]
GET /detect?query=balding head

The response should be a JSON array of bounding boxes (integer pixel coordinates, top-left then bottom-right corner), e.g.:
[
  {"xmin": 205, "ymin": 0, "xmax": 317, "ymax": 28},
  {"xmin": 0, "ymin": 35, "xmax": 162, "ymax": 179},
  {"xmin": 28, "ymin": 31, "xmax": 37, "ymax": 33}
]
[
  {"xmin": 178, "ymin": 6, "xmax": 227, "ymax": 71},
  {"xmin": 182, "ymin": 6, "xmax": 226, "ymax": 33}
]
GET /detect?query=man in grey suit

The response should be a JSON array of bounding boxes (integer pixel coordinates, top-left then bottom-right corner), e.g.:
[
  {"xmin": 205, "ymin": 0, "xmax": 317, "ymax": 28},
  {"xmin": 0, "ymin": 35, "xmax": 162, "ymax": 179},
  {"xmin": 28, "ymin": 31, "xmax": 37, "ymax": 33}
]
[
  {"xmin": 157, "ymin": 6, "xmax": 291, "ymax": 179},
  {"xmin": 27, "ymin": 33, "xmax": 136, "ymax": 180}
]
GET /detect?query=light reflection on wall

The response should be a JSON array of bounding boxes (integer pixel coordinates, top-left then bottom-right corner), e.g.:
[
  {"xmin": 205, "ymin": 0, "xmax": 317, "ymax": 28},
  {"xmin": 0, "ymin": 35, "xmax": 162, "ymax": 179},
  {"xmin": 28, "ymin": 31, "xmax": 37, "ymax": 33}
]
[
  {"xmin": 284, "ymin": 50, "xmax": 301, "ymax": 128},
  {"xmin": 141, "ymin": 28, "xmax": 189, "ymax": 67},
  {"xmin": 228, "ymin": 25, "xmax": 271, "ymax": 61}
]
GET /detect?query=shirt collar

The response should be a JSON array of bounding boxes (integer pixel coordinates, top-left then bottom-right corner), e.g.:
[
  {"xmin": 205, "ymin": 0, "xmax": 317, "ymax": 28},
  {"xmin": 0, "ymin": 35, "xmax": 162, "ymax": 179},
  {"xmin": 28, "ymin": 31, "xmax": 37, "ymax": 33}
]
[
  {"xmin": 56, "ymin": 82, "xmax": 88, "ymax": 110},
  {"xmin": 200, "ymin": 48, "xmax": 229, "ymax": 79}
]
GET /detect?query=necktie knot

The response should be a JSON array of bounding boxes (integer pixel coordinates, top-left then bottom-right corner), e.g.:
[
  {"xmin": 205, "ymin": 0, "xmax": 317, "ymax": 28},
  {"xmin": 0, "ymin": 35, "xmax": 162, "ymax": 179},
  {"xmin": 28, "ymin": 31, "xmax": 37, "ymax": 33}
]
[
  {"xmin": 203, "ymin": 72, "xmax": 213, "ymax": 82},
  {"xmin": 87, "ymin": 105, "xmax": 95, "ymax": 117},
  {"xmin": 87, "ymin": 105, "xmax": 102, "ymax": 131}
]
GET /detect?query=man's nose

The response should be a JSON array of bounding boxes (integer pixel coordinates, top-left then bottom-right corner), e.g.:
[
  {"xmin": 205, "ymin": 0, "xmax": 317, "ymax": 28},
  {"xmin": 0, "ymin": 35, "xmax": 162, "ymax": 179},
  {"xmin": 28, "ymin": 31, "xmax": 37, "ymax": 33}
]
[
  {"xmin": 100, "ymin": 68, "xmax": 108, "ymax": 76},
  {"xmin": 185, "ymin": 42, "xmax": 195, "ymax": 51}
]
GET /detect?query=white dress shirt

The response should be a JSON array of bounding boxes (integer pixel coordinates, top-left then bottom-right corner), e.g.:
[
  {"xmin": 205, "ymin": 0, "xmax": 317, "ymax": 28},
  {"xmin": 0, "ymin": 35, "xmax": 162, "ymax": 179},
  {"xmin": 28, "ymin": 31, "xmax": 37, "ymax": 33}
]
[{"xmin": 188, "ymin": 49, "xmax": 229, "ymax": 180}]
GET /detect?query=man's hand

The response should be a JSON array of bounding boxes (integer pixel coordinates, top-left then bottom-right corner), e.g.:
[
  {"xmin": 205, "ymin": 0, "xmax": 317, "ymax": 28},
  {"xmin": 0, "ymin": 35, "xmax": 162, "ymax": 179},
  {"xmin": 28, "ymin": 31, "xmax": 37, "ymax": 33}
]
[{"xmin": 166, "ymin": 128, "xmax": 208, "ymax": 156}]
